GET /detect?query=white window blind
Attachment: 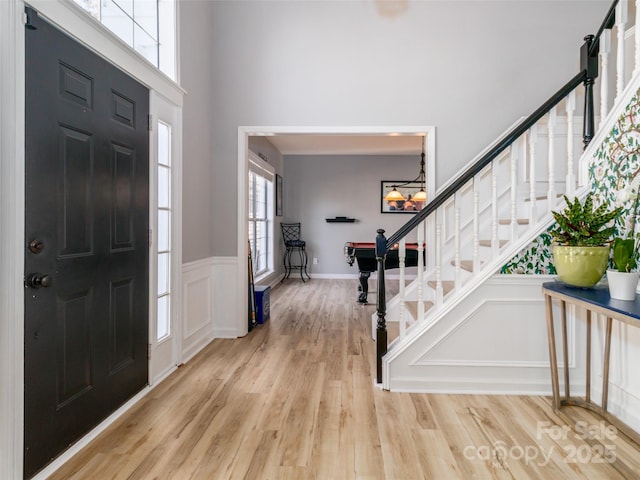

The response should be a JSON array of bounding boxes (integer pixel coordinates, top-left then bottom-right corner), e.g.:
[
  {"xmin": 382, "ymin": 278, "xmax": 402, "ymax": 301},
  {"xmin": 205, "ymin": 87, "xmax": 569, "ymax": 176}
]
[{"xmin": 248, "ymin": 153, "xmax": 274, "ymax": 278}]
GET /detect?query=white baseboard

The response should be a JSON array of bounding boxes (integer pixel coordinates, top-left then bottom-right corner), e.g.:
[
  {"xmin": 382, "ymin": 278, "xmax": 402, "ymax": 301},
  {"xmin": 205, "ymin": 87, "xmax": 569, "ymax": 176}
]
[
  {"xmin": 307, "ymin": 273, "xmax": 417, "ymax": 280},
  {"xmin": 300, "ymin": 273, "xmax": 358, "ymax": 279},
  {"xmin": 388, "ymin": 378, "xmax": 562, "ymax": 396}
]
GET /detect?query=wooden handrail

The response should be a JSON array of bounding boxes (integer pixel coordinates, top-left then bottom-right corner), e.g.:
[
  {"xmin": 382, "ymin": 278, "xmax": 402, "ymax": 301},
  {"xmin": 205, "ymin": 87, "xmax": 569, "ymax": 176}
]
[
  {"xmin": 589, "ymin": 0, "xmax": 619, "ymax": 57},
  {"xmin": 386, "ymin": 70, "xmax": 586, "ymax": 250}
]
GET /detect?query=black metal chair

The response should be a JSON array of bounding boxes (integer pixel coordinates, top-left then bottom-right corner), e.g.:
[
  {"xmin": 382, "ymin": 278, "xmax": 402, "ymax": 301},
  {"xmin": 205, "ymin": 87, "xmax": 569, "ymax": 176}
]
[{"xmin": 280, "ymin": 222, "xmax": 310, "ymax": 282}]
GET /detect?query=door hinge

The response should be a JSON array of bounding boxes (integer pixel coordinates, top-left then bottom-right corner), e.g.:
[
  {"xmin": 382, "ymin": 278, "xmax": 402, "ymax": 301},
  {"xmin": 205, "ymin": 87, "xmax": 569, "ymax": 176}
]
[
  {"xmin": 148, "ymin": 114, "xmax": 153, "ymax": 132},
  {"xmin": 24, "ymin": 7, "xmax": 38, "ymax": 30},
  {"xmin": 148, "ymin": 343, "xmax": 152, "ymax": 360},
  {"xmin": 148, "ymin": 229, "xmax": 152, "ymax": 247}
]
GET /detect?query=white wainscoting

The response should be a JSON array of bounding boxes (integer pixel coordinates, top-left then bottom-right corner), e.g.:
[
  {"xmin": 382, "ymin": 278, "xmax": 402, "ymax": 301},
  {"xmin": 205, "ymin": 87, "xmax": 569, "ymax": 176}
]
[
  {"xmin": 181, "ymin": 256, "xmax": 241, "ymax": 363},
  {"xmin": 211, "ymin": 256, "xmax": 240, "ymax": 338},
  {"xmin": 386, "ymin": 275, "xmax": 588, "ymax": 395},
  {"xmin": 182, "ymin": 258, "xmax": 215, "ymax": 362}
]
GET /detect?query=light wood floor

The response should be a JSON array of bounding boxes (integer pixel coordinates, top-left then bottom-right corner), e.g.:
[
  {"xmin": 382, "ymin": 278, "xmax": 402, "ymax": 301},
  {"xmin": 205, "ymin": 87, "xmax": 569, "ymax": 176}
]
[{"xmin": 49, "ymin": 279, "xmax": 640, "ymax": 479}]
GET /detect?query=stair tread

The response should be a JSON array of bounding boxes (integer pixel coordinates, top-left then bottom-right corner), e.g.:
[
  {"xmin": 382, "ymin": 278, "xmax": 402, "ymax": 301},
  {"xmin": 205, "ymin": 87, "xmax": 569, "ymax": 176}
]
[
  {"xmin": 498, "ymin": 218, "xmax": 529, "ymax": 225},
  {"xmin": 450, "ymin": 259, "xmax": 480, "ymax": 272},
  {"xmin": 479, "ymin": 239, "xmax": 508, "ymax": 247},
  {"xmin": 523, "ymin": 193, "xmax": 564, "ymax": 202},
  {"xmin": 405, "ymin": 300, "xmax": 435, "ymax": 319},
  {"xmin": 427, "ymin": 280, "xmax": 454, "ymax": 295},
  {"xmin": 460, "ymin": 260, "xmax": 474, "ymax": 272}
]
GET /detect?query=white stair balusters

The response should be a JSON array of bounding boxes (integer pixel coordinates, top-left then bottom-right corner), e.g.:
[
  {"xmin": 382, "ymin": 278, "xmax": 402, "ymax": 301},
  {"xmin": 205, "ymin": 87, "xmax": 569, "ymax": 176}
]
[
  {"xmin": 398, "ymin": 238, "xmax": 406, "ymax": 339},
  {"xmin": 635, "ymin": 0, "xmax": 640, "ymax": 76},
  {"xmin": 417, "ymin": 221, "xmax": 425, "ymax": 324},
  {"xmin": 616, "ymin": 0, "xmax": 628, "ymax": 101},
  {"xmin": 473, "ymin": 191, "xmax": 480, "ymax": 274},
  {"xmin": 566, "ymin": 91, "xmax": 576, "ymax": 197},
  {"xmin": 547, "ymin": 107, "xmax": 557, "ymax": 210},
  {"xmin": 454, "ymin": 206, "xmax": 462, "ymax": 290},
  {"xmin": 491, "ymin": 163, "xmax": 499, "ymax": 258},
  {"xmin": 600, "ymin": 29, "xmax": 611, "ymax": 125},
  {"xmin": 435, "ymin": 223, "xmax": 443, "ymax": 307},
  {"xmin": 510, "ymin": 142, "xmax": 519, "ymax": 242},
  {"xmin": 528, "ymin": 124, "xmax": 538, "ymax": 224}
]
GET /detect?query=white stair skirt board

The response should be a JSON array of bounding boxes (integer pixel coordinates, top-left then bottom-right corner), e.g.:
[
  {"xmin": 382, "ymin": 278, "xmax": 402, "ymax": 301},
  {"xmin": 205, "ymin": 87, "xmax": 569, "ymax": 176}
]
[{"xmin": 383, "ymin": 275, "xmax": 589, "ymax": 395}]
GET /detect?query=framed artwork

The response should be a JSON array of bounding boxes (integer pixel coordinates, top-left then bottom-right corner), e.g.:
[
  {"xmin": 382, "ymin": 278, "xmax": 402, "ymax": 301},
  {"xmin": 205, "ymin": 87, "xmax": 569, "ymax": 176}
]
[
  {"xmin": 275, "ymin": 174, "xmax": 283, "ymax": 216},
  {"xmin": 380, "ymin": 181, "xmax": 424, "ymax": 214}
]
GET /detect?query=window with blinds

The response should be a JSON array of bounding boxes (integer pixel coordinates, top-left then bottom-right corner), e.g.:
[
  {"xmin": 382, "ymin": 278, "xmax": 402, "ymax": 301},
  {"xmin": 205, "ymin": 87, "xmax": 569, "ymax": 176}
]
[{"xmin": 248, "ymin": 153, "xmax": 274, "ymax": 279}]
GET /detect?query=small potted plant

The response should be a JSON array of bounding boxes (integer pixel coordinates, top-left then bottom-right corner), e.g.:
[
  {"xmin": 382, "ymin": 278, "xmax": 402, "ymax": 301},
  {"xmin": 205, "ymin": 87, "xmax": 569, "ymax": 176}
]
[
  {"xmin": 608, "ymin": 175, "xmax": 640, "ymax": 300},
  {"xmin": 550, "ymin": 193, "xmax": 621, "ymax": 287}
]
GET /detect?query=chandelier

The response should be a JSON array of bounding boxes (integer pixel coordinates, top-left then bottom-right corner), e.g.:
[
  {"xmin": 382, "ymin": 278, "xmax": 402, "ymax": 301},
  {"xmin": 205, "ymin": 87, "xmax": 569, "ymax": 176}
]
[{"xmin": 384, "ymin": 136, "xmax": 427, "ymax": 203}]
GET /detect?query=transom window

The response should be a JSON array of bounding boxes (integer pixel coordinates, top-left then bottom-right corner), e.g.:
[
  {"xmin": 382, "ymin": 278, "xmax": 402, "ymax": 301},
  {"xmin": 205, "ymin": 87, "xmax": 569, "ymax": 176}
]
[{"xmin": 72, "ymin": 0, "xmax": 176, "ymax": 80}]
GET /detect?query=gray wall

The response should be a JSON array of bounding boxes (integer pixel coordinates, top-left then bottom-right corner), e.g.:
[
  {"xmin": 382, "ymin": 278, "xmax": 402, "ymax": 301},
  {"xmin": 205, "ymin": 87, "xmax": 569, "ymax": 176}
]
[
  {"xmin": 181, "ymin": 0, "xmax": 610, "ymax": 261},
  {"xmin": 284, "ymin": 154, "xmax": 420, "ymax": 275},
  {"xmin": 180, "ymin": 0, "xmax": 215, "ymax": 262}
]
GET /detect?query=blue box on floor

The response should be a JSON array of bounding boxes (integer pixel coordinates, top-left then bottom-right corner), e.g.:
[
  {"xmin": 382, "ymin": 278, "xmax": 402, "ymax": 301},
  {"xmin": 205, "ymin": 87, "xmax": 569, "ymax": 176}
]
[{"xmin": 254, "ymin": 285, "xmax": 271, "ymax": 324}]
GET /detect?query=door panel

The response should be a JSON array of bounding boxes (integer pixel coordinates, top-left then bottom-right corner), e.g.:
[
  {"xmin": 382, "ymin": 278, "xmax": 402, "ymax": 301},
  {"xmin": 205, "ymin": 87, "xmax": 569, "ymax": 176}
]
[{"xmin": 24, "ymin": 8, "xmax": 149, "ymax": 479}]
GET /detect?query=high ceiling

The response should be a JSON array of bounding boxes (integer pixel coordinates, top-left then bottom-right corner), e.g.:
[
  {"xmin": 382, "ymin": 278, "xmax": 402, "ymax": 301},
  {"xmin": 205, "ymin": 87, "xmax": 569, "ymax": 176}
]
[{"xmin": 265, "ymin": 134, "xmax": 424, "ymax": 156}]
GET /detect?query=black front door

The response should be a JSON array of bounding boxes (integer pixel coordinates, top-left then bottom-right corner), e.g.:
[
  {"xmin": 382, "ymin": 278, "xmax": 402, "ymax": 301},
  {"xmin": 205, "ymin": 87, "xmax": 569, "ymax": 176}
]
[{"xmin": 24, "ymin": 9, "xmax": 149, "ymax": 478}]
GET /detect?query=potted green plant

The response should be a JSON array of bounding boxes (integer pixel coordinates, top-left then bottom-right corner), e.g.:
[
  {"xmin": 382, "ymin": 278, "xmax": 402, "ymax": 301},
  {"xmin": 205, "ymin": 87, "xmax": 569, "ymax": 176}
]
[
  {"xmin": 608, "ymin": 175, "xmax": 640, "ymax": 300},
  {"xmin": 550, "ymin": 193, "xmax": 621, "ymax": 287}
]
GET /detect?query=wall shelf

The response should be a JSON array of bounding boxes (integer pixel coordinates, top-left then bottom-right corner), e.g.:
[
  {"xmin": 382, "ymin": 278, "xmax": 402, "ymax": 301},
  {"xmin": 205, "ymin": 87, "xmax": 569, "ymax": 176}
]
[{"xmin": 326, "ymin": 217, "xmax": 356, "ymax": 223}]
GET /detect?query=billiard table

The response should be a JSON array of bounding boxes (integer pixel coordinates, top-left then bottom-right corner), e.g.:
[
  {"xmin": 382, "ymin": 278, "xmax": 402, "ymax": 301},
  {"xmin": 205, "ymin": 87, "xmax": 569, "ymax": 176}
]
[{"xmin": 344, "ymin": 241, "xmax": 425, "ymax": 303}]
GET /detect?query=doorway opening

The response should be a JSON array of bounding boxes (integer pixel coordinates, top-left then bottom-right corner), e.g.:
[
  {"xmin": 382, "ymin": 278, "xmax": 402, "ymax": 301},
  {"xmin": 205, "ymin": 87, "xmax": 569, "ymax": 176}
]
[{"xmin": 237, "ymin": 126, "xmax": 436, "ymax": 337}]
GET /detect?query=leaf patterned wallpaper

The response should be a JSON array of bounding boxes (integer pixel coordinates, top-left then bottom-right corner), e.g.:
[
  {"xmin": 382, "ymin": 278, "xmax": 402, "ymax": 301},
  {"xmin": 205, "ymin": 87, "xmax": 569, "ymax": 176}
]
[{"xmin": 500, "ymin": 91, "xmax": 640, "ymax": 275}]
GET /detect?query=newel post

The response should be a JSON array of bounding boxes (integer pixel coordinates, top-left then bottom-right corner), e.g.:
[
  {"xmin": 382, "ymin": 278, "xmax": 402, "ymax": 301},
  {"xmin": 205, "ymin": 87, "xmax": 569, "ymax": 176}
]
[
  {"xmin": 581, "ymin": 34, "xmax": 599, "ymax": 149},
  {"xmin": 375, "ymin": 229, "xmax": 388, "ymax": 385}
]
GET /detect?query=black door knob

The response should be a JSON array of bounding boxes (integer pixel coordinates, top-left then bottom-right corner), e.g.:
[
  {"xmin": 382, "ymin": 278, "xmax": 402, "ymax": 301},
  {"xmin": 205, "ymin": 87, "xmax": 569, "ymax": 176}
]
[{"xmin": 26, "ymin": 273, "xmax": 51, "ymax": 288}]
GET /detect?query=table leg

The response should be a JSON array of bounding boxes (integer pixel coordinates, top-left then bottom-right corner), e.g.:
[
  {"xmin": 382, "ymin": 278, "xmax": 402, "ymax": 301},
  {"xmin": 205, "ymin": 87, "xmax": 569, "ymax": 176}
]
[
  {"xmin": 545, "ymin": 294, "xmax": 561, "ymax": 410},
  {"xmin": 602, "ymin": 316, "xmax": 613, "ymax": 411},
  {"xmin": 561, "ymin": 300, "xmax": 570, "ymax": 400},
  {"xmin": 282, "ymin": 248, "xmax": 291, "ymax": 280},
  {"xmin": 358, "ymin": 272, "xmax": 370, "ymax": 304},
  {"xmin": 297, "ymin": 248, "xmax": 306, "ymax": 282},
  {"xmin": 301, "ymin": 248, "xmax": 310, "ymax": 280},
  {"xmin": 586, "ymin": 309, "xmax": 591, "ymax": 403}
]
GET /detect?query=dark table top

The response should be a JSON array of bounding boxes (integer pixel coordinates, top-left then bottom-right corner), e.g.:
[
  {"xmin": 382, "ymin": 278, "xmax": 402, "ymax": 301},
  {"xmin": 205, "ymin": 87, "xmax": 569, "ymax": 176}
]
[
  {"xmin": 345, "ymin": 242, "xmax": 422, "ymax": 250},
  {"xmin": 542, "ymin": 281, "xmax": 640, "ymax": 321}
]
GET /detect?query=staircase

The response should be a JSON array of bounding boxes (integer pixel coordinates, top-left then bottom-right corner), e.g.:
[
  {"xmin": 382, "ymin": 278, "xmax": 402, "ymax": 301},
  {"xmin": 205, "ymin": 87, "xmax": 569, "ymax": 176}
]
[{"xmin": 374, "ymin": 0, "xmax": 640, "ymax": 390}]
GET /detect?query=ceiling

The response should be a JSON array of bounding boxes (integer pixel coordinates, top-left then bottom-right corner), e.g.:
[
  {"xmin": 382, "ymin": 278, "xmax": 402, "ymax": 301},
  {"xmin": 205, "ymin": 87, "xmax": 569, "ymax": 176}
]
[{"xmin": 265, "ymin": 134, "xmax": 424, "ymax": 156}]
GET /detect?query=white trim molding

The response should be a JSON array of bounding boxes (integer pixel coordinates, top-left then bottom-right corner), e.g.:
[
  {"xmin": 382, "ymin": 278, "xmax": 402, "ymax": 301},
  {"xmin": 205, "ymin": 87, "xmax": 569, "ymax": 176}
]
[
  {"xmin": 237, "ymin": 125, "xmax": 437, "ymax": 341},
  {"xmin": 0, "ymin": 1, "xmax": 25, "ymax": 478}
]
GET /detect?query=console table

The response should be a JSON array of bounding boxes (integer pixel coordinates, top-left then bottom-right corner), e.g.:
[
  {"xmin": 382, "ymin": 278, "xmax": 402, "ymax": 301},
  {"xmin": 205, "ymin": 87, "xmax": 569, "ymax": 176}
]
[{"xmin": 542, "ymin": 281, "xmax": 640, "ymax": 447}]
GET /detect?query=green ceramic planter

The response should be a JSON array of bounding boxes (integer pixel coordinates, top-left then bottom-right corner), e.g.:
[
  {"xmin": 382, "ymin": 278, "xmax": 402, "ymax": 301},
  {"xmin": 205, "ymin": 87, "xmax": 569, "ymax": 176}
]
[{"xmin": 552, "ymin": 245, "xmax": 610, "ymax": 287}]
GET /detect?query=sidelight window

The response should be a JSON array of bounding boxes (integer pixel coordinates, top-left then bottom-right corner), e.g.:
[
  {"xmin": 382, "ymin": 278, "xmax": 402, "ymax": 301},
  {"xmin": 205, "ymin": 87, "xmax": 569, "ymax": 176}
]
[{"xmin": 156, "ymin": 121, "xmax": 172, "ymax": 340}]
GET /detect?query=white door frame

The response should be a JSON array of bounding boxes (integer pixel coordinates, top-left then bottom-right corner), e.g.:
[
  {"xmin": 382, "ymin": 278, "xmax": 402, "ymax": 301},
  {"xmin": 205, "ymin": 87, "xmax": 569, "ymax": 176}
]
[
  {"xmin": 149, "ymin": 91, "xmax": 184, "ymax": 385},
  {"xmin": 236, "ymin": 126, "xmax": 436, "ymax": 337},
  {"xmin": 0, "ymin": 2, "xmax": 184, "ymax": 477},
  {"xmin": 0, "ymin": 1, "xmax": 26, "ymax": 477}
]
